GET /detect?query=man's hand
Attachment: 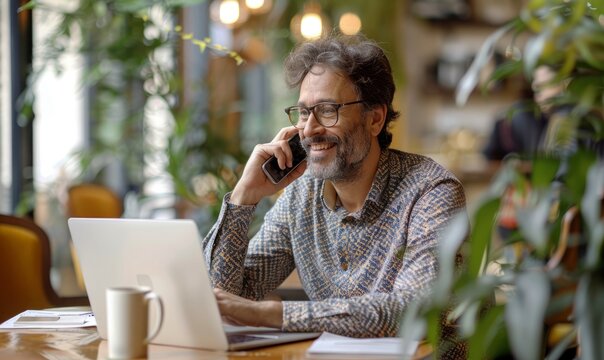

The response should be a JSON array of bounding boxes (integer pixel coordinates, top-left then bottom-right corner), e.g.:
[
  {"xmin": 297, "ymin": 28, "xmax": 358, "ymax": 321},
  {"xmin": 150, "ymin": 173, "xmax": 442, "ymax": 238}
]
[
  {"xmin": 214, "ymin": 289, "xmax": 283, "ymax": 328},
  {"xmin": 230, "ymin": 127, "xmax": 307, "ymax": 206}
]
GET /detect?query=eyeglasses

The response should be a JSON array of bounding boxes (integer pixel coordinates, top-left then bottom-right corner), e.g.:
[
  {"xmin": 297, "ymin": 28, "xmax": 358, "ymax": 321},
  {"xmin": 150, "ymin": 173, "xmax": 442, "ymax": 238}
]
[{"xmin": 284, "ymin": 100, "xmax": 365, "ymax": 129}]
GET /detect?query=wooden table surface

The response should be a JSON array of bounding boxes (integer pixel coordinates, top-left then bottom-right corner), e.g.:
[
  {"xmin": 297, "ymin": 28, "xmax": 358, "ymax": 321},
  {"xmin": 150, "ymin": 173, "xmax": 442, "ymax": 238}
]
[{"xmin": 0, "ymin": 328, "xmax": 432, "ymax": 359}]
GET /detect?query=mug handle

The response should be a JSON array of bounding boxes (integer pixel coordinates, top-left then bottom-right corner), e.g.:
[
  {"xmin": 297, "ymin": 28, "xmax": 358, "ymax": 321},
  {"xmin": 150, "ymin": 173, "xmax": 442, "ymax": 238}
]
[{"xmin": 144, "ymin": 292, "xmax": 164, "ymax": 343}]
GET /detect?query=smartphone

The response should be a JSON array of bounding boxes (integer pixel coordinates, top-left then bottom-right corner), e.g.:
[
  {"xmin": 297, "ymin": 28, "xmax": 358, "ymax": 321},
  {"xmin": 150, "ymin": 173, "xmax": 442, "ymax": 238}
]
[{"xmin": 262, "ymin": 133, "xmax": 307, "ymax": 184}]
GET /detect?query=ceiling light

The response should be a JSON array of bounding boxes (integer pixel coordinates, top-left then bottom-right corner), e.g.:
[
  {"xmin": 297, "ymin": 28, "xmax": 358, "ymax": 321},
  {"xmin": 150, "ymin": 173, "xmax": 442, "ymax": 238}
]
[{"xmin": 338, "ymin": 12, "xmax": 361, "ymax": 35}]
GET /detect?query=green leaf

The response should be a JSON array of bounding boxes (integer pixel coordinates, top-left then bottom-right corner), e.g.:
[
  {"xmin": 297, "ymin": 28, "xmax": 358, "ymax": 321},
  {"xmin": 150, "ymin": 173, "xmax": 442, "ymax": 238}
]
[
  {"xmin": 18, "ymin": 0, "xmax": 37, "ymax": 11},
  {"xmin": 506, "ymin": 270, "xmax": 551, "ymax": 360},
  {"xmin": 114, "ymin": 0, "xmax": 156, "ymax": 13},
  {"xmin": 114, "ymin": 0, "xmax": 205, "ymax": 12},
  {"xmin": 468, "ymin": 197, "xmax": 501, "ymax": 278},
  {"xmin": 522, "ymin": 1, "xmax": 545, "ymax": 32},
  {"xmin": 531, "ymin": 157, "xmax": 560, "ymax": 189},
  {"xmin": 516, "ymin": 190, "xmax": 555, "ymax": 255},
  {"xmin": 582, "ymin": 162, "xmax": 604, "ymax": 228},
  {"xmin": 468, "ymin": 305, "xmax": 507, "ymax": 360},
  {"xmin": 566, "ymin": 74, "xmax": 604, "ymax": 109},
  {"xmin": 523, "ymin": 30, "xmax": 550, "ymax": 77},
  {"xmin": 566, "ymin": 149, "xmax": 597, "ymax": 203},
  {"xmin": 589, "ymin": 0, "xmax": 604, "ymax": 16},
  {"xmin": 15, "ymin": 188, "xmax": 36, "ymax": 216},
  {"xmin": 433, "ymin": 212, "xmax": 469, "ymax": 301},
  {"xmin": 425, "ymin": 308, "xmax": 441, "ymax": 352},
  {"xmin": 576, "ymin": 38, "xmax": 604, "ymax": 71},
  {"xmin": 527, "ymin": 0, "xmax": 546, "ymax": 12},
  {"xmin": 458, "ymin": 301, "xmax": 481, "ymax": 337},
  {"xmin": 488, "ymin": 59, "xmax": 523, "ymax": 86},
  {"xmin": 581, "ymin": 162, "xmax": 604, "ymax": 268},
  {"xmin": 456, "ymin": 23, "xmax": 515, "ymax": 106},
  {"xmin": 565, "ymin": 0, "xmax": 587, "ymax": 30},
  {"xmin": 576, "ymin": 274, "xmax": 604, "ymax": 360},
  {"xmin": 398, "ymin": 300, "xmax": 426, "ymax": 359},
  {"xmin": 165, "ymin": 0, "xmax": 207, "ymax": 7}
]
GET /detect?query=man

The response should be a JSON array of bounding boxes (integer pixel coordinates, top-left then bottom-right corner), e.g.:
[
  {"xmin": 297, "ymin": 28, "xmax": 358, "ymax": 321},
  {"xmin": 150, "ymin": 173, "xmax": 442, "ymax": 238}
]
[
  {"xmin": 202, "ymin": 34, "xmax": 466, "ymax": 339},
  {"xmin": 482, "ymin": 65, "xmax": 564, "ymax": 162},
  {"xmin": 483, "ymin": 65, "xmax": 569, "ymax": 247}
]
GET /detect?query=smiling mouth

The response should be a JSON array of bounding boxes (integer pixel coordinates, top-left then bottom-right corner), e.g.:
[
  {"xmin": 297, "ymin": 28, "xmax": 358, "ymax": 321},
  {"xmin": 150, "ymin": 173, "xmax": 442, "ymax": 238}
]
[{"xmin": 310, "ymin": 143, "xmax": 335, "ymax": 151}]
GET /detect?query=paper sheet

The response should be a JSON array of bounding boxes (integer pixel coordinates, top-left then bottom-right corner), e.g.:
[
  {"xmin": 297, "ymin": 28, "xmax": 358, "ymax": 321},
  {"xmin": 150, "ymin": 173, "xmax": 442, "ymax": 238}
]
[
  {"xmin": 0, "ymin": 309, "xmax": 96, "ymax": 329},
  {"xmin": 307, "ymin": 332, "xmax": 418, "ymax": 358}
]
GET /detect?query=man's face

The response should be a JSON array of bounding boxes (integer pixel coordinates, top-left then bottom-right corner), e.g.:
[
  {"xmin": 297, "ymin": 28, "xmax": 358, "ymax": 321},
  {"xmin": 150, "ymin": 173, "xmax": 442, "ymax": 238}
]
[
  {"xmin": 298, "ymin": 65, "xmax": 372, "ymax": 182},
  {"xmin": 532, "ymin": 66, "xmax": 563, "ymax": 112}
]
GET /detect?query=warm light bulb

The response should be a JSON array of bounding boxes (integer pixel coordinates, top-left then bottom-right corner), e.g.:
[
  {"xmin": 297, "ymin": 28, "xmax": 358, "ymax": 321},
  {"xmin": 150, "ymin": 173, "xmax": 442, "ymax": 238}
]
[
  {"xmin": 245, "ymin": 0, "xmax": 264, "ymax": 10},
  {"xmin": 339, "ymin": 12, "xmax": 361, "ymax": 35},
  {"xmin": 219, "ymin": 0, "xmax": 240, "ymax": 25},
  {"xmin": 300, "ymin": 13, "xmax": 322, "ymax": 39}
]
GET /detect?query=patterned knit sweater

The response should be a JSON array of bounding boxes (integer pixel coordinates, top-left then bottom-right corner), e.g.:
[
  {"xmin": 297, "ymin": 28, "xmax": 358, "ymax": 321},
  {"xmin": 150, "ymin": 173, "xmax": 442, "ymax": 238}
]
[{"xmin": 203, "ymin": 149, "xmax": 466, "ymax": 340}]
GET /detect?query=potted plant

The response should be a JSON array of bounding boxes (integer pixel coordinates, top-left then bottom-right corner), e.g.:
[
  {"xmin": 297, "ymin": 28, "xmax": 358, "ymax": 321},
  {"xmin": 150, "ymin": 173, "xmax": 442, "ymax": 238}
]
[
  {"xmin": 18, "ymin": 0, "xmax": 245, "ymax": 231},
  {"xmin": 401, "ymin": 0, "xmax": 604, "ymax": 359}
]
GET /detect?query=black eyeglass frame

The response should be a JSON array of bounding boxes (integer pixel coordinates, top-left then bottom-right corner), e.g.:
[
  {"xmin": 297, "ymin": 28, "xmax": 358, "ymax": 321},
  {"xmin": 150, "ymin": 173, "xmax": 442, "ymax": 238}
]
[{"xmin": 284, "ymin": 100, "xmax": 365, "ymax": 129}]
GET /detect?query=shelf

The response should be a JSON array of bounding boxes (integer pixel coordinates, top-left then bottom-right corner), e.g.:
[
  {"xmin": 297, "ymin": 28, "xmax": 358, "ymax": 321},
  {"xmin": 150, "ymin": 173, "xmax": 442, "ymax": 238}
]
[
  {"xmin": 410, "ymin": 0, "xmax": 519, "ymax": 28},
  {"xmin": 418, "ymin": 17, "xmax": 509, "ymax": 29},
  {"xmin": 421, "ymin": 82, "xmax": 506, "ymax": 99}
]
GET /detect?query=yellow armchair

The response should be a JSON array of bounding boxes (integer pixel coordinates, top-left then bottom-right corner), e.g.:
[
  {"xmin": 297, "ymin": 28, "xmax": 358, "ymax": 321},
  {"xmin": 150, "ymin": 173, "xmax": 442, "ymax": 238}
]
[
  {"xmin": 0, "ymin": 214, "xmax": 89, "ymax": 323},
  {"xmin": 67, "ymin": 183, "xmax": 122, "ymax": 218},
  {"xmin": 66, "ymin": 183, "xmax": 122, "ymax": 292}
]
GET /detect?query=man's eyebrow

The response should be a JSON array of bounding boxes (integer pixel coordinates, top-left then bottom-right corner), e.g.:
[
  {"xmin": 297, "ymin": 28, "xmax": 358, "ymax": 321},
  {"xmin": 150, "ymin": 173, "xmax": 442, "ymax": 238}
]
[{"xmin": 297, "ymin": 99, "xmax": 338, "ymax": 106}]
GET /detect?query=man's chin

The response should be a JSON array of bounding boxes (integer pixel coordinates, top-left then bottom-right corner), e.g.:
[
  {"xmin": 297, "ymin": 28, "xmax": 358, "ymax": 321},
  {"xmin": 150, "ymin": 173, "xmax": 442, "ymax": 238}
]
[
  {"xmin": 307, "ymin": 163, "xmax": 336, "ymax": 180},
  {"xmin": 307, "ymin": 155, "xmax": 330, "ymax": 166}
]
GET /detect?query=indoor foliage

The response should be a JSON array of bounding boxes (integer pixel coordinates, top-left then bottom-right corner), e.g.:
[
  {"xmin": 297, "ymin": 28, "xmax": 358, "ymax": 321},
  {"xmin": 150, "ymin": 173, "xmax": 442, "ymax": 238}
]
[
  {"xmin": 401, "ymin": 0, "xmax": 604, "ymax": 359},
  {"xmin": 18, "ymin": 0, "xmax": 245, "ymax": 228}
]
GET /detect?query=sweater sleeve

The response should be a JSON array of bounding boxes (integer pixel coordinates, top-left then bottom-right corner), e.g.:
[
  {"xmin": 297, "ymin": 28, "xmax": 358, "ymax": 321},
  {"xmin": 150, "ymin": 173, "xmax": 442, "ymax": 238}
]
[{"xmin": 202, "ymin": 192, "xmax": 297, "ymax": 300}]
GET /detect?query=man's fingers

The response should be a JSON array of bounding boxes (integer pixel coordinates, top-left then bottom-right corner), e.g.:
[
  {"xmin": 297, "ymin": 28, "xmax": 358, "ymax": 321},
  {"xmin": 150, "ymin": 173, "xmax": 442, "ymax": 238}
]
[
  {"xmin": 213, "ymin": 288, "xmax": 227, "ymax": 299},
  {"xmin": 282, "ymin": 161, "xmax": 307, "ymax": 187},
  {"xmin": 213, "ymin": 288, "xmax": 282, "ymax": 328},
  {"xmin": 268, "ymin": 128, "xmax": 299, "ymax": 169},
  {"xmin": 221, "ymin": 315, "xmax": 244, "ymax": 326},
  {"xmin": 271, "ymin": 126, "xmax": 297, "ymax": 142}
]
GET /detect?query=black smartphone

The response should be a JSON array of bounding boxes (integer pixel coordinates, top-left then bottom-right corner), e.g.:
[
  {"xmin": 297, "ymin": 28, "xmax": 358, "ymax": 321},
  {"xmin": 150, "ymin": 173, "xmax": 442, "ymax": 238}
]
[{"xmin": 262, "ymin": 133, "xmax": 307, "ymax": 184}]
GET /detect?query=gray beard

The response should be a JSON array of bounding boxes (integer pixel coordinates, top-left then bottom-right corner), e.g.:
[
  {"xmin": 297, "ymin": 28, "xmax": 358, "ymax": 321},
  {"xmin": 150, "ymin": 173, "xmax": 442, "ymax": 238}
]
[
  {"xmin": 308, "ymin": 151, "xmax": 365, "ymax": 182},
  {"xmin": 305, "ymin": 124, "xmax": 372, "ymax": 182}
]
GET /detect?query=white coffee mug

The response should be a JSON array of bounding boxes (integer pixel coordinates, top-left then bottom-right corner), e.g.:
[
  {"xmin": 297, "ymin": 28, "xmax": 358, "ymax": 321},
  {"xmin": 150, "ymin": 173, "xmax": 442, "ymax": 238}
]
[{"xmin": 106, "ymin": 286, "xmax": 164, "ymax": 359}]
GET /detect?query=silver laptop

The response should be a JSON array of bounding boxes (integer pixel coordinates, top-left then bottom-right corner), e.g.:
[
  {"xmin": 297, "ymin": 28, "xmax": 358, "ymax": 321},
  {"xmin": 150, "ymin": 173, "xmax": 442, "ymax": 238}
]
[{"xmin": 68, "ymin": 217, "xmax": 319, "ymax": 351}]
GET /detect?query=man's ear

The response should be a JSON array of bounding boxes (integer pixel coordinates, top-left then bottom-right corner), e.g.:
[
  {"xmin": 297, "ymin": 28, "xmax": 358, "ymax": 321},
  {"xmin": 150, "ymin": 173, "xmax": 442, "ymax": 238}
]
[{"xmin": 369, "ymin": 104, "xmax": 387, "ymax": 137}]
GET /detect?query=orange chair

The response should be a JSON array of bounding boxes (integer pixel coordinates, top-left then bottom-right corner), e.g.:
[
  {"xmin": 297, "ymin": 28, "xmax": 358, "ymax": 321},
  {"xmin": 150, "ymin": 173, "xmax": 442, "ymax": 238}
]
[
  {"xmin": 67, "ymin": 183, "xmax": 122, "ymax": 218},
  {"xmin": 0, "ymin": 214, "xmax": 89, "ymax": 322},
  {"xmin": 67, "ymin": 183, "xmax": 122, "ymax": 291}
]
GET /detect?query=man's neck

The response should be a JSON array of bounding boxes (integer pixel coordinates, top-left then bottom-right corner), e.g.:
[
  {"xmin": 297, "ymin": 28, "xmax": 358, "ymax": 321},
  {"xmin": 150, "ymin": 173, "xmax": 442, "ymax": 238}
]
[{"xmin": 331, "ymin": 144, "xmax": 383, "ymax": 213}]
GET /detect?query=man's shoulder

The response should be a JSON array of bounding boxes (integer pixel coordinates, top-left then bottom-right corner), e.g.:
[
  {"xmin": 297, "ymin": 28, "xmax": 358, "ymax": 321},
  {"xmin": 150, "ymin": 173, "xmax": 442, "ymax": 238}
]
[{"xmin": 386, "ymin": 149, "xmax": 460, "ymax": 184}]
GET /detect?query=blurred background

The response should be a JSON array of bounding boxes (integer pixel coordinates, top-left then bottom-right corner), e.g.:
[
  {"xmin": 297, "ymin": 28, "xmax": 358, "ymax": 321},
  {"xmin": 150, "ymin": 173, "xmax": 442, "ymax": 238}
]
[{"xmin": 1, "ymin": 0, "xmax": 528, "ymax": 295}]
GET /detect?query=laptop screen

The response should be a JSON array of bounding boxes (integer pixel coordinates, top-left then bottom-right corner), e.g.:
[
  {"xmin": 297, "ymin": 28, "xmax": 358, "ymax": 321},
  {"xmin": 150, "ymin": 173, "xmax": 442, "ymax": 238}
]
[
  {"xmin": 68, "ymin": 218, "xmax": 229, "ymax": 350},
  {"xmin": 69, "ymin": 217, "xmax": 320, "ymax": 351}
]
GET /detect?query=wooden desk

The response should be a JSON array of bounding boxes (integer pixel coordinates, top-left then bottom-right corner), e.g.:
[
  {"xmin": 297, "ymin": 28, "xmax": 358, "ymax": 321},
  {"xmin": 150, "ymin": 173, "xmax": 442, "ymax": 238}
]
[{"xmin": 0, "ymin": 328, "xmax": 431, "ymax": 359}]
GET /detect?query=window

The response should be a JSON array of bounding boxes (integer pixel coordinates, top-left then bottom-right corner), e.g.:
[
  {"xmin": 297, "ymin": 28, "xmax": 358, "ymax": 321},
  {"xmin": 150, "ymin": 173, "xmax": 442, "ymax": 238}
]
[{"xmin": 0, "ymin": 1, "xmax": 10, "ymax": 212}]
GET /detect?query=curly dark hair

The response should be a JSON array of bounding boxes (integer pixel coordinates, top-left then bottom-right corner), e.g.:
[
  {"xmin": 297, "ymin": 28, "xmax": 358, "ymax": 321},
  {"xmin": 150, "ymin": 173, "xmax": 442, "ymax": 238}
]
[{"xmin": 284, "ymin": 33, "xmax": 400, "ymax": 149}]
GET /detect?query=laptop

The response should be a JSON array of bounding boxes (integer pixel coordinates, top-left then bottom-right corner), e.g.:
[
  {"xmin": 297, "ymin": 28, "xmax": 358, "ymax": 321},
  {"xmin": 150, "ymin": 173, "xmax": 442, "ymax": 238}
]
[{"xmin": 68, "ymin": 217, "xmax": 320, "ymax": 351}]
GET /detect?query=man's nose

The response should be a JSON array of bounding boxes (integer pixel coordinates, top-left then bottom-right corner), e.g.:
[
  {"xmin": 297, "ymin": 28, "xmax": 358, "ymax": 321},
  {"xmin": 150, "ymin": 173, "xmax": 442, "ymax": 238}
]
[{"xmin": 303, "ymin": 112, "xmax": 325, "ymax": 138}]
